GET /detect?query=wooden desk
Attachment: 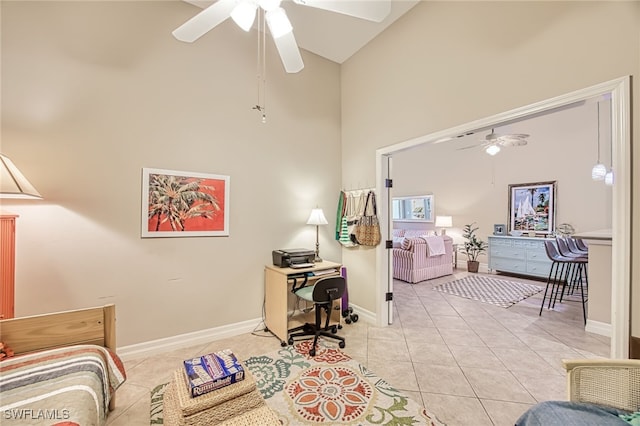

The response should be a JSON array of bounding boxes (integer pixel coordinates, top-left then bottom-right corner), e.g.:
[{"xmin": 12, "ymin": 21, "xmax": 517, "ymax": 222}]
[{"xmin": 264, "ymin": 261, "xmax": 342, "ymax": 346}]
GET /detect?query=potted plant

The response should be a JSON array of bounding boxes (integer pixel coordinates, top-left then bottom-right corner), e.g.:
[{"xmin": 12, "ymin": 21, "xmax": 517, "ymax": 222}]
[{"xmin": 462, "ymin": 223, "xmax": 488, "ymax": 273}]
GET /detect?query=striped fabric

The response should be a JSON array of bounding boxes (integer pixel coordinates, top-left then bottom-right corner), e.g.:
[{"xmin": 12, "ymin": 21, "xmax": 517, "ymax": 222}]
[
  {"xmin": 0, "ymin": 344, "xmax": 126, "ymax": 425},
  {"xmin": 393, "ymin": 235, "xmax": 454, "ymax": 283}
]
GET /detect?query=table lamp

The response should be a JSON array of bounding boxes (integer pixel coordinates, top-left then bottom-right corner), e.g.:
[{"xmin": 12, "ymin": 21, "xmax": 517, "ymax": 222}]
[
  {"xmin": 307, "ymin": 208, "xmax": 328, "ymax": 262},
  {"xmin": 435, "ymin": 215, "xmax": 453, "ymax": 235}
]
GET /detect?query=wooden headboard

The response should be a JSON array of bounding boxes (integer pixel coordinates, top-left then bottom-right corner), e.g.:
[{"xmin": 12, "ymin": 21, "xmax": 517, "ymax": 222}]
[{"xmin": 0, "ymin": 304, "xmax": 116, "ymax": 356}]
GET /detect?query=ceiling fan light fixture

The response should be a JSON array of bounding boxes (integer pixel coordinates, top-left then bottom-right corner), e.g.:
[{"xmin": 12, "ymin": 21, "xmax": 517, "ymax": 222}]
[
  {"xmin": 485, "ymin": 144, "xmax": 501, "ymax": 156},
  {"xmin": 258, "ymin": 0, "xmax": 281, "ymax": 12},
  {"xmin": 231, "ymin": 0, "xmax": 258, "ymax": 31},
  {"xmin": 266, "ymin": 7, "xmax": 293, "ymax": 38}
]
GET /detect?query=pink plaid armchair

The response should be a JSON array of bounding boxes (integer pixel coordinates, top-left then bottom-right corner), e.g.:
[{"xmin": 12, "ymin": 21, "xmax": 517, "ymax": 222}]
[{"xmin": 392, "ymin": 230, "xmax": 453, "ymax": 283}]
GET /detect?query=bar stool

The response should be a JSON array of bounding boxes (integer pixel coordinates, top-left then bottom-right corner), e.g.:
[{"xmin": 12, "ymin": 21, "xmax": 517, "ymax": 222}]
[
  {"xmin": 575, "ymin": 238, "xmax": 589, "ymax": 252},
  {"xmin": 566, "ymin": 237, "xmax": 589, "ymax": 257},
  {"xmin": 540, "ymin": 240, "xmax": 588, "ymax": 324},
  {"xmin": 556, "ymin": 237, "xmax": 589, "ymax": 295}
]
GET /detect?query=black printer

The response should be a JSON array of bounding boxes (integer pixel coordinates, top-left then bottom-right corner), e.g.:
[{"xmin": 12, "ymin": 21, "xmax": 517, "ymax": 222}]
[{"xmin": 272, "ymin": 248, "xmax": 316, "ymax": 268}]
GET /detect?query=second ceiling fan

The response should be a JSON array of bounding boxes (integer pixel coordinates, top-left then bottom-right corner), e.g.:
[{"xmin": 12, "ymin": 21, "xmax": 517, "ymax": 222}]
[{"xmin": 172, "ymin": 0, "xmax": 392, "ymax": 73}]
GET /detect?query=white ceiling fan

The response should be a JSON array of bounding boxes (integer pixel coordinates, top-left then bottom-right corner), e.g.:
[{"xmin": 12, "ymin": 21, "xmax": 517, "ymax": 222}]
[
  {"xmin": 172, "ymin": 0, "xmax": 392, "ymax": 73},
  {"xmin": 459, "ymin": 128, "xmax": 530, "ymax": 156}
]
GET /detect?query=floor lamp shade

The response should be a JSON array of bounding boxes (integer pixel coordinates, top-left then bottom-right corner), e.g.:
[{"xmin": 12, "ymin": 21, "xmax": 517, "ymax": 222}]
[
  {"xmin": 0, "ymin": 154, "xmax": 42, "ymax": 199},
  {"xmin": 307, "ymin": 208, "xmax": 328, "ymax": 262}
]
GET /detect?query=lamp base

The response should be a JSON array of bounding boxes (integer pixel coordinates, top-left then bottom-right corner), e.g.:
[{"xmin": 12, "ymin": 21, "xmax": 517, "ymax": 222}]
[{"xmin": 314, "ymin": 255, "xmax": 323, "ymax": 263}]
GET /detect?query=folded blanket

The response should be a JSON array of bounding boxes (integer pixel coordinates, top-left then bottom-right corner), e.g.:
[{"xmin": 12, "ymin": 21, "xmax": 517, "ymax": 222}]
[{"xmin": 421, "ymin": 236, "xmax": 446, "ymax": 256}]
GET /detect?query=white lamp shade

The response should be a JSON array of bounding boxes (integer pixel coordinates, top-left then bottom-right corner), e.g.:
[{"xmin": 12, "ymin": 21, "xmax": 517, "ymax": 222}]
[
  {"xmin": 0, "ymin": 154, "xmax": 42, "ymax": 199},
  {"xmin": 307, "ymin": 208, "xmax": 328, "ymax": 226},
  {"xmin": 266, "ymin": 7, "xmax": 292, "ymax": 38},
  {"xmin": 231, "ymin": 0, "xmax": 258, "ymax": 31},
  {"xmin": 591, "ymin": 163, "xmax": 607, "ymax": 181},
  {"xmin": 605, "ymin": 169, "xmax": 615, "ymax": 186},
  {"xmin": 435, "ymin": 216, "xmax": 453, "ymax": 228},
  {"xmin": 485, "ymin": 144, "xmax": 500, "ymax": 156}
]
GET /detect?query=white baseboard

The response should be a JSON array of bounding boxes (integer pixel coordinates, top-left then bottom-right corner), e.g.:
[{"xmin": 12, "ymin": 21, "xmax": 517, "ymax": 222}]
[
  {"xmin": 117, "ymin": 317, "xmax": 263, "ymax": 361},
  {"xmin": 585, "ymin": 319, "xmax": 612, "ymax": 337},
  {"xmin": 347, "ymin": 303, "xmax": 375, "ymax": 324},
  {"xmin": 117, "ymin": 306, "xmax": 376, "ymax": 361}
]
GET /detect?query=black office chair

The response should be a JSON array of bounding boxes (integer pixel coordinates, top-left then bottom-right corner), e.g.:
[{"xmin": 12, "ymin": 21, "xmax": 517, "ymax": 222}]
[{"xmin": 288, "ymin": 276, "xmax": 346, "ymax": 356}]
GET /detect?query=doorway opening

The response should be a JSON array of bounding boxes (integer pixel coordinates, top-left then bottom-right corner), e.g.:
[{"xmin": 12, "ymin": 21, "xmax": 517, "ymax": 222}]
[{"xmin": 375, "ymin": 76, "xmax": 631, "ymax": 358}]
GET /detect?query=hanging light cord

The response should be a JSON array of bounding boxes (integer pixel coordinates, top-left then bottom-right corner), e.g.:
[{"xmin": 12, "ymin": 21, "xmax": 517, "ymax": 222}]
[
  {"xmin": 252, "ymin": 8, "xmax": 267, "ymax": 123},
  {"xmin": 596, "ymin": 102, "xmax": 601, "ymax": 162}
]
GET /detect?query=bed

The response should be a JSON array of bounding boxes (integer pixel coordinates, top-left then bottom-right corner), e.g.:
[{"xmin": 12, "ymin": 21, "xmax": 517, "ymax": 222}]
[{"xmin": 0, "ymin": 304, "xmax": 126, "ymax": 425}]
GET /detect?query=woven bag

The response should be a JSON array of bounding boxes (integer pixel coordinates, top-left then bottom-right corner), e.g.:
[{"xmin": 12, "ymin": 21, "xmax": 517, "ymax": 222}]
[{"xmin": 354, "ymin": 191, "xmax": 381, "ymax": 247}]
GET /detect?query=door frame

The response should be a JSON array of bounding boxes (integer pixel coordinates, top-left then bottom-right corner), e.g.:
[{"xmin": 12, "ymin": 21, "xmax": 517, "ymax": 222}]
[{"xmin": 375, "ymin": 76, "xmax": 631, "ymax": 358}]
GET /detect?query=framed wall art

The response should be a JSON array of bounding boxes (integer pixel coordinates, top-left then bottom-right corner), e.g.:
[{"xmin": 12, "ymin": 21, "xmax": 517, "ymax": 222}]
[
  {"xmin": 141, "ymin": 168, "xmax": 230, "ymax": 238},
  {"xmin": 508, "ymin": 181, "xmax": 556, "ymax": 236}
]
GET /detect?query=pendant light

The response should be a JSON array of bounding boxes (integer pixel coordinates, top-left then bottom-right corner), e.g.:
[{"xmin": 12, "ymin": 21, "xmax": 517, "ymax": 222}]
[
  {"xmin": 591, "ymin": 101, "xmax": 606, "ymax": 180},
  {"xmin": 604, "ymin": 100, "xmax": 614, "ymax": 186}
]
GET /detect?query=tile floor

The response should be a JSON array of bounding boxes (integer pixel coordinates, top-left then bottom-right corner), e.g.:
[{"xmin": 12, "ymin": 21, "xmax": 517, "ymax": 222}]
[{"xmin": 107, "ymin": 271, "xmax": 610, "ymax": 426}]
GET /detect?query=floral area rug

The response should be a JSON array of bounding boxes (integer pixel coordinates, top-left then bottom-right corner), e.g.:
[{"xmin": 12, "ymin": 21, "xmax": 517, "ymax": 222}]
[
  {"xmin": 433, "ymin": 275, "xmax": 543, "ymax": 308},
  {"xmin": 150, "ymin": 341, "xmax": 444, "ymax": 425}
]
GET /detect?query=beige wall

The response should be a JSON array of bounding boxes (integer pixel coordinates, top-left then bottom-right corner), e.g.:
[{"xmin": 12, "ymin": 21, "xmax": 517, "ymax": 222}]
[
  {"xmin": 1, "ymin": 1, "xmax": 342, "ymax": 346},
  {"xmin": 340, "ymin": 2, "xmax": 639, "ymax": 336}
]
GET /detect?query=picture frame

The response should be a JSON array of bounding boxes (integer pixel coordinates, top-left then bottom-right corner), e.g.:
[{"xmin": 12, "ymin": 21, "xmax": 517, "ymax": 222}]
[
  {"xmin": 141, "ymin": 168, "xmax": 230, "ymax": 238},
  {"xmin": 508, "ymin": 181, "xmax": 556, "ymax": 236},
  {"xmin": 493, "ymin": 224, "xmax": 507, "ymax": 235},
  {"xmin": 392, "ymin": 195, "xmax": 434, "ymax": 222}
]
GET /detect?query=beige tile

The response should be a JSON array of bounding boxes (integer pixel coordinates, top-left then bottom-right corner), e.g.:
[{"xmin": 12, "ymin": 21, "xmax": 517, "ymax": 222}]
[
  {"xmin": 461, "ymin": 366, "xmax": 535, "ymax": 403},
  {"xmin": 407, "ymin": 341, "xmax": 457, "ymax": 366},
  {"xmin": 414, "ymin": 363, "xmax": 475, "ymax": 397},
  {"xmin": 474, "ymin": 329, "xmax": 529, "ymax": 349},
  {"xmin": 481, "ymin": 399, "xmax": 535, "ymax": 426},
  {"xmin": 448, "ymin": 345, "xmax": 504, "ymax": 369},
  {"xmin": 368, "ymin": 359, "xmax": 420, "ymax": 392},
  {"xmin": 368, "ymin": 338, "xmax": 411, "ymax": 363},
  {"xmin": 403, "ymin": 326, "xmax": 445, "ymax": 346},
  {"xmin": 421, "ymin": 393, "xmax": 493, "ymax": 426},
  {"xmin": 438, "ymin": 328, "xmax": 486, "ymax": 347},
  {"xmin": 125, "ymin": 355, "xmax": 184, "ymax": 389},
  {"xmin": 492, "ymin": 347, "xmax": 556, "ymax": 374},
  {"xmin": 430, "ymin": 315, "xmax": 470, "ymax": 330},
  {"xmin": 106, "ymin": 389, "xmax": 152, "ymax": 426},
  {"xmin": 510, "ymin": 370, "xmax": 567, "ymax": 402},
  {"xmin": 107, "ymin": 383, "xmax": 149, "ymax": 424}
]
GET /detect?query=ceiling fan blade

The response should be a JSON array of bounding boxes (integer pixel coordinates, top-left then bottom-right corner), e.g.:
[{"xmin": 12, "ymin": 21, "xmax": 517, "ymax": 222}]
[
  {"xmin": 272, "ymin": 31, "xmax": 304, "ymax": 73},
  {"xmin": 172, "ymin": 0, "xmax": 236, "ymax": 42},
  {"xmin": 292, "ymin": 0, "xmax": 391, "ymax": 23}
]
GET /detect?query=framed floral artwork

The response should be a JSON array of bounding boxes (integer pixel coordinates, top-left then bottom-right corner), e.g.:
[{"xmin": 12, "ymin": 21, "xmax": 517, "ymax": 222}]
[
  {"xmin": 141, "ymin": 168, "xmax": 230, "ymax": 238},
  {"xmin": 508, "ymin": 181, "xmax": 556, "ymax": 236}
]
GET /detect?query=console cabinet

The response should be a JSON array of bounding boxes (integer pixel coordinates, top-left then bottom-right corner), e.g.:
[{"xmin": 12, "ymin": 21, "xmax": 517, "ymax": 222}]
[{"xmin": 488, "ymin": 236, "xmax": 553, "ymax": 279}]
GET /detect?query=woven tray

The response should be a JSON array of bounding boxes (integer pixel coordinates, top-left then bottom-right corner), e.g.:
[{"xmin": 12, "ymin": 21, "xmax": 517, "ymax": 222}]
[
  {"xmin": 218, "ymin": 404, "xmax": 281, "ymax": 426},
  {"xmin": 164, "ymin": 371, "xmax": 266, "ymax": 426},
  {"xmin": 175, "ymin": 367, "xmax": 256, "ymax": 416}
]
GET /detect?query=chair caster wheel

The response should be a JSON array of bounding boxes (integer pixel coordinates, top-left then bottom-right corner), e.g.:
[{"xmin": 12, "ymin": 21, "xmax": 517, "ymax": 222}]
[
  {"xmin": 339, "ymin": 341, "xmax": 345, "ymax": 349},
  {"xmin": 309, "ymin": 348, "xmax": 316, "ymax": 357},
  {"xmin": 345, "ymin": 318, "xmax": 352, "ymax": 324},
  {"xmin": 351, "ymin": 314, "xmax": 359, "ymax": 323},
  {"xmin": 337, "ymin": 324, "xmax": 342, "ymax": 329},
  {"xmin": 287, "ymin": 338, "xmax": 294, "ymax": 345},
  {"xmin": 281, "ymin": 341, "xmax": 287, "ymax": 347},
  {"xmin": 331, "ymin": 326, "xmax": 337, "ymax": 334}
]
